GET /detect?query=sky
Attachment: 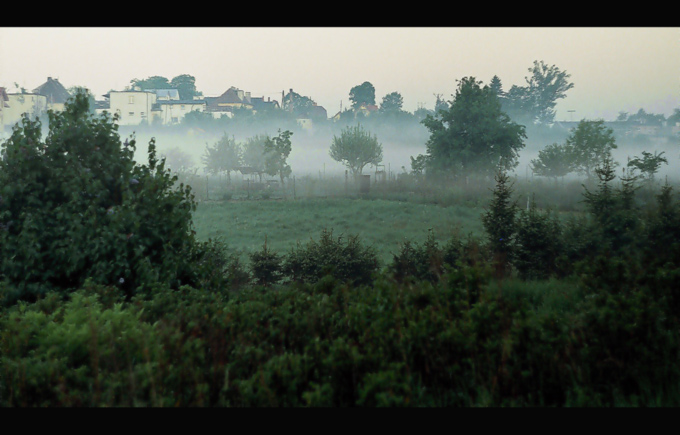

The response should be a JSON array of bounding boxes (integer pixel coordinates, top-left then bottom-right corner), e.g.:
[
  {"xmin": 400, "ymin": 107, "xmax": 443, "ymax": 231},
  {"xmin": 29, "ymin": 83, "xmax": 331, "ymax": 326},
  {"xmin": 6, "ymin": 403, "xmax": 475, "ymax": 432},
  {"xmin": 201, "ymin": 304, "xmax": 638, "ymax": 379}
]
[{"xmin": 1, "ymin": 27, "xmax": 678, "ymax": 121}]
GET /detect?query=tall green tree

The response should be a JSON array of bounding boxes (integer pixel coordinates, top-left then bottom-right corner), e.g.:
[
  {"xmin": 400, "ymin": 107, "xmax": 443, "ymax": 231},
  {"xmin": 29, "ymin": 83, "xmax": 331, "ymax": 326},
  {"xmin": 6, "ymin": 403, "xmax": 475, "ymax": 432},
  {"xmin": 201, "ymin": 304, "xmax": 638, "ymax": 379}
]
[
  {"xmin": 329, "ymin": 124, "xmax": 383, "ymax": 178},
  {"xmin": 349, "ymin": 82, "xmax": 376, "ymax": 109},
  {"xmin": 502, "ymin": 85, "xmax": 533, "ymax": 126},
  {"xmin": 264, "ymin": 130, "xmax": 293, "ymax": 186},
  {"xmin": 567, "ymin": 119, "xmax": 617, "ymax": 179},
  {"xmin": 498, "ymin": 61, "xmax": 574, "ymax": 125},
  {"xmin": 524, "ymin": 60, "xmax": 574, "ymax": 125},
  {"xmin": 421, "ymin": 77, "xmax": 526, "ymax": 179}
]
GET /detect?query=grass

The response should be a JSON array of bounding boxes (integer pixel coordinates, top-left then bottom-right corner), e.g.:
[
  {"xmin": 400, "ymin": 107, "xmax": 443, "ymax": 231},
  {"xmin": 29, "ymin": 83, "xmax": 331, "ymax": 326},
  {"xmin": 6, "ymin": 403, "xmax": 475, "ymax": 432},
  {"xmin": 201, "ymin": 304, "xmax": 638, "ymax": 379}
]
[{"xmin": 191, "ymin": 196, "xmax": 486, "ymax": 264}]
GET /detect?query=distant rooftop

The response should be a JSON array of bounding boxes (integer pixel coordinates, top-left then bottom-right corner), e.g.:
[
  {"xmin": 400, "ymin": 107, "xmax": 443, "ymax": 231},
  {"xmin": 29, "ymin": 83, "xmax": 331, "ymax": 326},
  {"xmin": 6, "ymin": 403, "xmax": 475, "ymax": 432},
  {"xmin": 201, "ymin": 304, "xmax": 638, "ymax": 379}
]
[{"xmin": 33, "ymin": 77, "xmax": 71, "ymax": 104}]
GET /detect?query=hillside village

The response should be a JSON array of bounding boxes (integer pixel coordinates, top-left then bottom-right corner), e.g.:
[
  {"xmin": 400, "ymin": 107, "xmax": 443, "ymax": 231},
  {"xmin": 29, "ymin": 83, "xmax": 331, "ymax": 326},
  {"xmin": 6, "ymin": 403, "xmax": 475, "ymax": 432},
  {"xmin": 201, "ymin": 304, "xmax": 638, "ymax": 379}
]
[
  {"xmin": 1, "ymin": 77, "xmax": 679, "ymax": 139},
  {"xmin": 0, "ymin": 77, "xmax": 339, "ymax": 134}
]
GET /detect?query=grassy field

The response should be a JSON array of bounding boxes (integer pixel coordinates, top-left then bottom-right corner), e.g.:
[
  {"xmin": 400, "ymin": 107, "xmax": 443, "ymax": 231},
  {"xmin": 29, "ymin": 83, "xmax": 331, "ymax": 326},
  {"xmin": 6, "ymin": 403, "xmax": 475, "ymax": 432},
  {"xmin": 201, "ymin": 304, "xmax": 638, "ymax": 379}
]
[{"xmin": 192, "ymin": 196, "xmax": 486, "ymax": 264}]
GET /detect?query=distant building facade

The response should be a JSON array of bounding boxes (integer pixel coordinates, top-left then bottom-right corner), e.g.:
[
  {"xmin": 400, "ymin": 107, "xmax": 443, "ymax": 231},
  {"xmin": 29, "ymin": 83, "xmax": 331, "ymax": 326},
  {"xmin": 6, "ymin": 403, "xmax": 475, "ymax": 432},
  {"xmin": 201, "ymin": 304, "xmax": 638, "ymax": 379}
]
[
  {"xmin": 107, "ymin": 89, "xmax": 158, "ymax": 125},
  {"xmin": 2, "ymin": 92, "xmax": 47, "ymax": 129}
]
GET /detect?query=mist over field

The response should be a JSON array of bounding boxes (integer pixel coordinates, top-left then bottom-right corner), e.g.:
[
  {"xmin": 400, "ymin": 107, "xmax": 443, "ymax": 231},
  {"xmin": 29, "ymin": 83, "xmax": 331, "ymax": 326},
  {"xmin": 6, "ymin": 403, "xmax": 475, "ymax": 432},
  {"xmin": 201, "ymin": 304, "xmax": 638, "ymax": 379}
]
[{"xmin": 121, "ymin": 118, "xmax": 679, "ymax": 186}]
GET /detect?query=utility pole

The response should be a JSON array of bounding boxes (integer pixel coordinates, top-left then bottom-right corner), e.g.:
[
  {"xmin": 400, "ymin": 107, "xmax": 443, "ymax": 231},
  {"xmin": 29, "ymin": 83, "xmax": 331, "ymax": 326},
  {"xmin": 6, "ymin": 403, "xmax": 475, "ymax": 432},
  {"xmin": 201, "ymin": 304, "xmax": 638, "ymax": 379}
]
[{"xmin": 568, "ymin": 110, "xmax": 575, "ymax": 122}]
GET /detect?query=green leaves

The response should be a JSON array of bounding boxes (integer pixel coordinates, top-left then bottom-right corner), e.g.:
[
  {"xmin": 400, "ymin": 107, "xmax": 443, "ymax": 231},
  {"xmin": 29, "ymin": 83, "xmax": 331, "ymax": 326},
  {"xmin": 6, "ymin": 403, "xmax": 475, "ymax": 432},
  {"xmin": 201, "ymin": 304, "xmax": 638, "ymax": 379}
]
[
  {"xmin": 422, "ymin": 77, "xmax": 526, "ymax": 179},
  {"xmin": 0, "ymin": 90, "xmax": 200, "ymax": 304},
  {"xmin": 264, "ymin": 129, "xmax": 293, "ymax": 186},
  {"xmin": 329, "ymin": 124, "xmax": 383, "ymax": 177}
]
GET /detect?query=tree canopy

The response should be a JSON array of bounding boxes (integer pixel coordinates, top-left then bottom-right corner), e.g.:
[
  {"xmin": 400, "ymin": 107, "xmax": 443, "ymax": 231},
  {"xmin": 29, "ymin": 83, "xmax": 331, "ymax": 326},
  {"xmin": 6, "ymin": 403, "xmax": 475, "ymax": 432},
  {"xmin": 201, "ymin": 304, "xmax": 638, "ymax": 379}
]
[
  {"xmin": 349, "ymin": 82, "xmax": 376, "ymax": 109},
  {"xmin": 566, "ymin": 119, "xmax": 617, "ymax": 178},
  {"xmin": 531, "ymin": 142, "xmax": 574, "ymax": 180},
  {"xmin": 0, "ymin": 91, "xmax": 199, "ymax": 303},
  {"xmin": 493, "ymin": 61, "xmax": 574, "ymax": 126},
  {"xmin": 264, "ymin": 130, "xmax": 293, "ymax": 186},
  {"xmin": 129, "ymin": 74, "xmax": 200, "ymax": 100},
  {"xmin": 329, "ymin": 124, "xmax": 383, "ymax": 177},
  {"xmin": 379, "ymin": 92, "xmax": 404, "ymax": 114},
  {"xmin": 201, "ymin": 134, "xmax": 242, "ymax": 182},
  {"xmin": 421, "ymin": 77, "xmax": 526, "ymax": 179}
]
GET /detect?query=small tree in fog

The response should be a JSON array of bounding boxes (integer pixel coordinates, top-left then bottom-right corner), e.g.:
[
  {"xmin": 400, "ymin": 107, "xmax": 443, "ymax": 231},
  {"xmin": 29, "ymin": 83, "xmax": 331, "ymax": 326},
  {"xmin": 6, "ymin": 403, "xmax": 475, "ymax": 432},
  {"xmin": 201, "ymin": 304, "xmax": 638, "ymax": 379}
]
[
  {"xmin": 566, "ymin": 119, "xmax": 617, "ymax": 179},
  {"xmin": 531, "ymin": 142, "xmax": 574, "ymax": 182},
  {"xmin": 379, "ymin": 92, "xmax": 404, "ymax": 114},
  {"xmin": 627, "ymin": 150, "xmax": 668, "ymax": 183},
  {"xmin": 329, "ymin": 124, "xmax": 383, "ymax": 179},
  {"xmin": 202, "ymin": 133, "xmax": 242, "ymax": 183},
  {"xmin": 242, "ymin": 134, "xmax": 269, "ymax": 182},
  {"xmin": 264, "ymin": 129, "xmax": 293, "ymax": 186},
  {"xmin": 161, "ymin": 146, "xmax": 195, "ymax": 172}
]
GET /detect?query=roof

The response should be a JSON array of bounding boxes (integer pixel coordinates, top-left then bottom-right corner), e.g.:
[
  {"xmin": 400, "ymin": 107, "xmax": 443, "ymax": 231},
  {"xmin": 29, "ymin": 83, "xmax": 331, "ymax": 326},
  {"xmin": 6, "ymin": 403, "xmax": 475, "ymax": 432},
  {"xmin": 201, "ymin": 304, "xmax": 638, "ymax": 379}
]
[
  {"xmin": 33, "ymin": 77, "xmax": 71, "ymax": 104},
  {"xmin": 216, "ymin": 87, "xmax": 244, "ymax": 104},
  {"xmin": 250, "ymin": 96, "xmax": 280, "ymax": 111},
  {"xmin": 310, "ymin": 105, "xmax": 327, "ymax": 119},
  {"xmin": 157, "ymin": 99, "xmax": 206, "ymax": 105},
  {"xmin": 149, "ymin": 89, "xmax": 180, "ymax": 100}
]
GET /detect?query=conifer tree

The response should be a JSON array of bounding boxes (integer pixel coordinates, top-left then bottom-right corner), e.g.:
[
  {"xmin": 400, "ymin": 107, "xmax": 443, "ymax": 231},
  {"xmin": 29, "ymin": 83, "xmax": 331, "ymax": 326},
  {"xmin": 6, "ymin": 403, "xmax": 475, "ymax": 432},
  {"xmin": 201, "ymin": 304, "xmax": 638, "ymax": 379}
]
[
  {"xmin": 482, "ymin": 169, "xmax": 518, "ymax": 278},
  {"xmin": 514, "ymin": 196, "xmax": 562, "ymax": 280}
]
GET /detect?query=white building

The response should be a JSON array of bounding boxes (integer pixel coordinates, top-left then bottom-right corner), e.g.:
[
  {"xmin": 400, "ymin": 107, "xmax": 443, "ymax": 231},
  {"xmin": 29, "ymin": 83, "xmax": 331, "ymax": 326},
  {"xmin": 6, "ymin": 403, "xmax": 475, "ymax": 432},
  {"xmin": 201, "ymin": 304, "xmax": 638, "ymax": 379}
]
[
  {"xmin": 106, "ymin": 89, "xmax": 206, "ymax": 125},
  {"xmin": 107, "ymin": 89, "xmax": 158, "ymax": 126},
  {"xmin": 2, "ymin": 92, "xmax": 47, "ymax": 129}
]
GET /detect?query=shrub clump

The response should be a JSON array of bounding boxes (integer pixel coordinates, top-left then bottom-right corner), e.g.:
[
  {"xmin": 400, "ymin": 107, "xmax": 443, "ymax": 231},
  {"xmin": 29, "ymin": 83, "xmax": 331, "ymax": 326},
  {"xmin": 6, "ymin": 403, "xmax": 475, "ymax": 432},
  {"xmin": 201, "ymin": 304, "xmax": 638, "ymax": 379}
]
[
  {"xmin": 0, "ymin": 91, "xmax": 219, "ymax": 305},
  {"xmin": 282, "ymin": 229, "xmax": 379, "ymax": 286}
]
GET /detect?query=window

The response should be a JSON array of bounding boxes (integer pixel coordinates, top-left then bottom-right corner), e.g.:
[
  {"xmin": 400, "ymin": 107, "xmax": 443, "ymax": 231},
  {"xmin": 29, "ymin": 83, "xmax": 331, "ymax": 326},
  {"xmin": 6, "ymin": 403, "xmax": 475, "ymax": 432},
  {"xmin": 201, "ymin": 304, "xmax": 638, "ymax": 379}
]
[{"xmin": 129, "ymin": 112, "xmax": 134, "ymax": 116}]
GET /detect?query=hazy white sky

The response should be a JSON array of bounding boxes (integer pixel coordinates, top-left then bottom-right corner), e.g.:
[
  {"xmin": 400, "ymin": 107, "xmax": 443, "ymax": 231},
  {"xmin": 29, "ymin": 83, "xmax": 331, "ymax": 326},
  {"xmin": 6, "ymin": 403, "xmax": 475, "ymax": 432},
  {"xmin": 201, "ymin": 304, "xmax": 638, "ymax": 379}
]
[{"xmin": 1, "ymin": 27, "xmax": 678, "ymax": 120}]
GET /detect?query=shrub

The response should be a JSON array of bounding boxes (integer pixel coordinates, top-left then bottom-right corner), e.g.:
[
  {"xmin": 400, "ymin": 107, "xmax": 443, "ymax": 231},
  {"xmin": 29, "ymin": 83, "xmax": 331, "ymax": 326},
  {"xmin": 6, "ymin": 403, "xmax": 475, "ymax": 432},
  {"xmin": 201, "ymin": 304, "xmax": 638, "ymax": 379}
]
[
  {"xmin": 481, "ymin": 169, "xmax": 519, "ymax": 278},
  {"xmin": 0, "ymin": 91, "xmax": 198, "ymax": 304},
  {"xmin": 514, "ymin": 197, "xmax": 563, "ymax": 280},
  {"xmin": 249, "ymin": 237, "xmax": 283, "ymax": 287},
  {"xmin": 0, "ymin": 289, "xmax": 161, "ymax": 406},
  {"xmin": 282, "ymin": 229, "xmax": 379, "ymax": 286}
]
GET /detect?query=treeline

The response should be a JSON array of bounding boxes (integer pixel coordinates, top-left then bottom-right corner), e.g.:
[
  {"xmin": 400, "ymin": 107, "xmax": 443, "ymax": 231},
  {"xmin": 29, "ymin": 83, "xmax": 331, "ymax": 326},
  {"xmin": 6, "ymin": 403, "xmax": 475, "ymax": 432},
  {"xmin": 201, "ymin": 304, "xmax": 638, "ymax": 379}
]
[{"xmin": 1, "ymin": 92, "xmax": 680, "ymax": 406}]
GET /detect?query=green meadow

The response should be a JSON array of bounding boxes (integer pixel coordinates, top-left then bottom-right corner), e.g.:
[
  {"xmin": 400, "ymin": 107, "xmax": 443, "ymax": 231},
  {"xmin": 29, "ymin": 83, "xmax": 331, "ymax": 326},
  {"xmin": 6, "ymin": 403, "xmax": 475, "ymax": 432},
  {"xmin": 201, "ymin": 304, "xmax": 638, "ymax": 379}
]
[{"xmin": 192, "ymin": 196, "xmax": 486, "ymax": 264}]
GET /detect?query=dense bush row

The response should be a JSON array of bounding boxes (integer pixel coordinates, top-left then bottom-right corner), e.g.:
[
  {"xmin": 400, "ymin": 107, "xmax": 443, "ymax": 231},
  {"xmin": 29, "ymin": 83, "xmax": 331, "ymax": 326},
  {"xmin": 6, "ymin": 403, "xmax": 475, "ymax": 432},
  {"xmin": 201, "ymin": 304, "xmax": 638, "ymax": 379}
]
[{"xmin": 1, "ymin": 94, "xmax": 680, "ymax": 406}]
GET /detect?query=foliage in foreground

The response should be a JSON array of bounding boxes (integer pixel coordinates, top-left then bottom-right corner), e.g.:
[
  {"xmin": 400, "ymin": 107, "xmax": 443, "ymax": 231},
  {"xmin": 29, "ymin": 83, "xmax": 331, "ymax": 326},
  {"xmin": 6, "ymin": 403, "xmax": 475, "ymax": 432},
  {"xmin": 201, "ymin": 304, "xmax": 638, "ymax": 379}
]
[
  {"xmin": 0, "ymin": 91, "xmax": 230, "ymax": 305},
  {"xmin": 2, "ymin": 250, "xmax": 679, "ymax": 406}
]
